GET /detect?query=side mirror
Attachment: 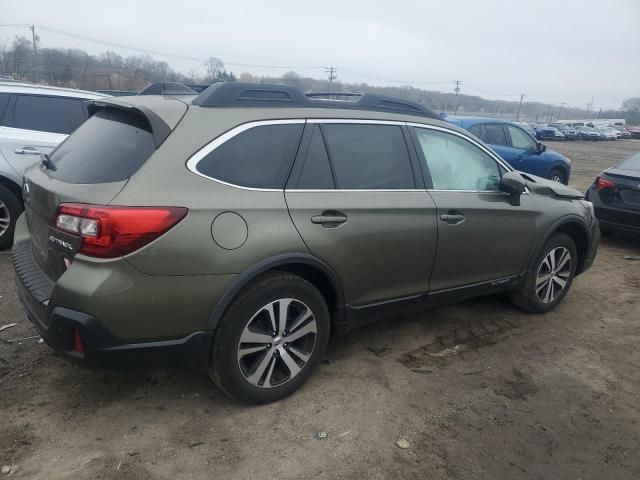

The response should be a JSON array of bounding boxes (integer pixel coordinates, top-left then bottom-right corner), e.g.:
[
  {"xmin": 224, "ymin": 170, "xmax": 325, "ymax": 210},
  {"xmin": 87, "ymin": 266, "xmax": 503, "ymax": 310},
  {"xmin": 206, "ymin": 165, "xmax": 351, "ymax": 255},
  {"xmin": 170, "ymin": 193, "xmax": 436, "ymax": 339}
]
[
  {"xmin": 499, "ymin": 171, "xmax": 527, "ymax": 206},
  {"xmin": 537, "ymin": 142, "xmax": 547, "ymax": 153}
]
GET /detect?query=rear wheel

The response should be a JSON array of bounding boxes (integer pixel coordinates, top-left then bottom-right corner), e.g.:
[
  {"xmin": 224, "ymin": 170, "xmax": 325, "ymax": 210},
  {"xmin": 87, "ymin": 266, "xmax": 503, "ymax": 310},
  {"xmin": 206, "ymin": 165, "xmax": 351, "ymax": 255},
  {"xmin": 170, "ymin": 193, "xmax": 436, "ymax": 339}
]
[
  {"xmin": 510, "ymin": 233, "xmax": 577, "ymax": 313},
  {"xmin": 210, "ymin": 272, "xmax": 330, "ymax": 403},
  {"xmin": 548, "ymin": 168, "xmax": 567, "ymax": 185},
  {"xmin": 0, "ymin": 185, "xmax": 22, "ymax": 250}
]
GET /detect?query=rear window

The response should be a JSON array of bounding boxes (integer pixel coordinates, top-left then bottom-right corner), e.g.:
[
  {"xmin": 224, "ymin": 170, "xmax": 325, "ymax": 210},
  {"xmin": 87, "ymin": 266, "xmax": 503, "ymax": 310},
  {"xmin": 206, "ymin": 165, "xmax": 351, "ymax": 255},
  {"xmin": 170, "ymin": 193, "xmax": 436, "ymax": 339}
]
[
  {"xmin": 49, "ymin": 108, "xmax": 155, "ymax": 184},
  {"xmin": 619, "ymin": 152, "xmax": 640, "ymax": 171},
  {"xmin": 13, "ymin": 95, "xmax": 86, "ymax": 134}
]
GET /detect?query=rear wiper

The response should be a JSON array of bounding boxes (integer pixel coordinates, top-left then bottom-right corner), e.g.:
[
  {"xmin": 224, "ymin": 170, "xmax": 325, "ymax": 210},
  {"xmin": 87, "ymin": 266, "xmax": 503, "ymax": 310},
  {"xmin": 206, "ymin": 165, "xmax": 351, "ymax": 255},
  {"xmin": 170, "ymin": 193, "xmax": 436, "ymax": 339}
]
[{"xmin": 41, "ymin": 153, "xmax": 56, "ymax": 171}]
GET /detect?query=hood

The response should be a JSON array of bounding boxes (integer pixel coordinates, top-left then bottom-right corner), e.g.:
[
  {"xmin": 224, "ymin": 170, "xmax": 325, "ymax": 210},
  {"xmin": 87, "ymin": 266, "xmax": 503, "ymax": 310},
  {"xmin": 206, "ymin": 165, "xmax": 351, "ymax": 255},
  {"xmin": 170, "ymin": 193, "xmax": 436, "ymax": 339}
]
[{"xmin": 518, "ymin": 172, "xmax": 584, "ymax": 199}]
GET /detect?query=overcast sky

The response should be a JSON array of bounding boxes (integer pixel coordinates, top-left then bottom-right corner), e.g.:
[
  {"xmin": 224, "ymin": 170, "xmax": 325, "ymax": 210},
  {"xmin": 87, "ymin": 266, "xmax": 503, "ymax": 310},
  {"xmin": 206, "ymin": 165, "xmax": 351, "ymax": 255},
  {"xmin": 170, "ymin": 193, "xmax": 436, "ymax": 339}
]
[{"xmin": 3, "ymin": 0, "xmax": 639, "ymax": 109}]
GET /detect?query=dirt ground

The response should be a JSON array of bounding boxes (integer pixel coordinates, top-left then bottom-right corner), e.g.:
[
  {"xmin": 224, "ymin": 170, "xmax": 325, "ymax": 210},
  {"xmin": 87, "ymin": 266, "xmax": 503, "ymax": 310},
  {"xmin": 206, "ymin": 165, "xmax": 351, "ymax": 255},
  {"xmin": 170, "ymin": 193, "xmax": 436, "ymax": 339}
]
[{"xmin": 1, "ymin": 139, "xmax": 639, "ymax": 480}]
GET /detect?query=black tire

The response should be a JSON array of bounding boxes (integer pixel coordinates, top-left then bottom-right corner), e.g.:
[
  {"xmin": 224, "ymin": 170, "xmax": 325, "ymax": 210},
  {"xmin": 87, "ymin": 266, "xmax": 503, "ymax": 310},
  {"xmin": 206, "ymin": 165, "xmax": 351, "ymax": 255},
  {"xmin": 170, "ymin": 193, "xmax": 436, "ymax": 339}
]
[
  {"xmin": 0, "ymin": 185, "xmax": 23, "ymax": 250},
  {"xmin": 510, "ymin": 233, "xmax": 577, "ymax": 313},
  {"xmin": 548, "ymin": 168, "xmax": 567, "ymax": 185},
  {"xmin": 210, "ymin": 272, "xmax": 330, "ymax": 403}
]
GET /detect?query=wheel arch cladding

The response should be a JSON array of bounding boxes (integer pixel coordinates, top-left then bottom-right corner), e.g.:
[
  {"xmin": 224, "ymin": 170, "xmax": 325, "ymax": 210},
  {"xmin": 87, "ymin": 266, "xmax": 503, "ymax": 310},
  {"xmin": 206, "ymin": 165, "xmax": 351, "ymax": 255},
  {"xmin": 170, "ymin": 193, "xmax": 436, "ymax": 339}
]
[
  {"xmin": 207, "ymin": 253, "xmax": 345, "ymax": 331},
  {"xmin": 553, "ymin": 221, "xmax": 589, "ymax": 275},
  {"xmin": 0, "ymin": 176, "xmax": 23, "ymax": 206}
]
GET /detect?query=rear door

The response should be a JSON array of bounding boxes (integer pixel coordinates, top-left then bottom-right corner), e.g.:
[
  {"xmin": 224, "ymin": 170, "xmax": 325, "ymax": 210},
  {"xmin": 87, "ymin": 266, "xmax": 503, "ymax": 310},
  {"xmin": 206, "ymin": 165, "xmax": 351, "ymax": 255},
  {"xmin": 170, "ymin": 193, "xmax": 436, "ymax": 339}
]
[
  {"xmin": 286, "ymin": 121, "xmax": 437, "ymax": 306},
  {"xmin": 409, "ymin": 125, "xmax": 537, "ymax": 292},
  {"xmin": 0, "ymin": 94, "xmax": 87, "ymax": 176},
  {"xmin": 23, "ymin": 107, "xmax": 156, "ymax": 280}
]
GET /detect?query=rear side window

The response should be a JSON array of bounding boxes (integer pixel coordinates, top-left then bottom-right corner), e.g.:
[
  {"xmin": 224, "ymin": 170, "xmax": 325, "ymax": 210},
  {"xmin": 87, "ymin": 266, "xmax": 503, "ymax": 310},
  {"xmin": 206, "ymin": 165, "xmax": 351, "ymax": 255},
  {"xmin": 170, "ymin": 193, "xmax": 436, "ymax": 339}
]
[
  {"xmin": 320, "ymin": 124, "xmax": 414, "ymax": 189},
  {"xmin": 297, "ymin": 125, "xmax": 334, "ymax": 189},
  {"xmin": 0, "ymin": 93, "xmax": 10, "ymax": 123},
  {"xmin": 196, "ymin": 124, "xmax": 303, "ymax": 189},
  {"xmin": 13, "ymin": 95, "xmax": 86, "ymax": 134},
  {"xmin": 49, "ymin": 108, "xmax": 155, "ymax": 184}
]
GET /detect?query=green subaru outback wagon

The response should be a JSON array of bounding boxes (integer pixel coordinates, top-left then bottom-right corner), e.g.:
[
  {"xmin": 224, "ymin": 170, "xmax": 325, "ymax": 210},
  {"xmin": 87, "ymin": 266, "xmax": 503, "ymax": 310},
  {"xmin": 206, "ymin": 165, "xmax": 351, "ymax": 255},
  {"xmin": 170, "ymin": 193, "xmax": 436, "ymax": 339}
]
[{"xmin": 13, "ymin": 83, "xmax": 599, "ymax": 403}]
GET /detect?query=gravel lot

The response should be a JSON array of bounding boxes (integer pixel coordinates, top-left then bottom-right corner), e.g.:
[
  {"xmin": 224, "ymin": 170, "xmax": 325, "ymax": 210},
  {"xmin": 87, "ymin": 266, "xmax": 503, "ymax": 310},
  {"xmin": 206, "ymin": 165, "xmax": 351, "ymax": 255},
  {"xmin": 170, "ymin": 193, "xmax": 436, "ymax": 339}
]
[{"xmin": 1, "ymin": 139, "xmax": 639, "ymax": 480}]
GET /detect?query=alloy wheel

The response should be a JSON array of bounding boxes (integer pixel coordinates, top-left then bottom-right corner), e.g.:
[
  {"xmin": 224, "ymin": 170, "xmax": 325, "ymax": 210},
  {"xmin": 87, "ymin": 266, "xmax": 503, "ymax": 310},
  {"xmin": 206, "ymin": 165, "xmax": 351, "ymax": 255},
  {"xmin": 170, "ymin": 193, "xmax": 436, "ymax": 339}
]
[
  {"xmin": 536, "ymin": 247, "xmax": 572, "ymax": 304},
  {"xmin": 551, "ymin": 174, "xmax": 563, "ymax": 183},
  {"xmin": 237, "ymin": 298, "xmax": 317, "ymax": 388},
  {"xmin": 0, "ymin": 200, "xmax": 10, "ymax": 238}
]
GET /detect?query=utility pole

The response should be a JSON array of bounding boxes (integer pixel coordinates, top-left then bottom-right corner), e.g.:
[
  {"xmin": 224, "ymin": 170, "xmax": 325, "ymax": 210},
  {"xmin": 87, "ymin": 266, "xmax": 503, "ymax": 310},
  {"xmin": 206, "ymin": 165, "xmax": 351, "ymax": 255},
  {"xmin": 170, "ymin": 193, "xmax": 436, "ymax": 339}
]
[
  {"xmin": 558, "ymin": 102, "xmax": 566, "ymax": 120},
  {"xmin": 29, "ymin": 25, "xmax": 39, "ymax": 83},
  {"xmin": 585, "ymin": 96, "xmax": 594, "ymax": 120},
  {"xmin": 597, "ymin": 108, "xmax": 601, "ymax": 119},
  {"xmin": 325, "ymin": 66, "xmax": 337, "ymax": 94},
  {"xmin": 515, "ymin": 93, "xmax": 525, "ymax": 121},
  {"xmin": 453, "ymin": 80, "xmax": 462, "ymax": 114}
]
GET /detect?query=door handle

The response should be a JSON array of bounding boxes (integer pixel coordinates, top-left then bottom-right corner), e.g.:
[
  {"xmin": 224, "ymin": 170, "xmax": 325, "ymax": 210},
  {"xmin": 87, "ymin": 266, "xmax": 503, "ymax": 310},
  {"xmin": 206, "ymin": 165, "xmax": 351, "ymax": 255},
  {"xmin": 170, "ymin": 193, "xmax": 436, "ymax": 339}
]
[
  {"xmin": 311, "ymin": 212, "xmax": 347, "ymax": 226},
  {"xmin": 14, "ymin": 146, "xmax": 42, "ymax": 155},
  {"xmin": 440, "ymin": 213, "xmax": 466, "ymax": 225}
]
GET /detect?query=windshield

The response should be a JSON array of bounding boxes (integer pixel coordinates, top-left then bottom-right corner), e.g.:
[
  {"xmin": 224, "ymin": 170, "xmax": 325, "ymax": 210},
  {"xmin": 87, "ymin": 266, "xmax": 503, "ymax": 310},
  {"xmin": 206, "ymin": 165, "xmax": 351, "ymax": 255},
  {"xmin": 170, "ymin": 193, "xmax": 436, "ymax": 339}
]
[{"xmin": 49, "ymin": 108, "xmax": 156, "ymax": 184}]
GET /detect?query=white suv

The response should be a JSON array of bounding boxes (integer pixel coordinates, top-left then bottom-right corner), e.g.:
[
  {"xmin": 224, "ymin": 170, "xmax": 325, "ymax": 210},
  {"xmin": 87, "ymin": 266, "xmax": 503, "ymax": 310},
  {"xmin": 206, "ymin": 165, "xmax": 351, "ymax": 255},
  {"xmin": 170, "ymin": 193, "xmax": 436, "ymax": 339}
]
[{"xmin": 0, "ymin": 82, "xmax": 107, "ymax": 248}]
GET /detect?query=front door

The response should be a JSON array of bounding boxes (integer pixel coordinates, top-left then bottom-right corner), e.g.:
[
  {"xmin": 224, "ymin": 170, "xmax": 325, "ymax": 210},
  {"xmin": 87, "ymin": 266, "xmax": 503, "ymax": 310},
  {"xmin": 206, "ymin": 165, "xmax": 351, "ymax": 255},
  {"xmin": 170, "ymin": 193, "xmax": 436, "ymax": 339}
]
[
  {"xmin": 410, "ymin": 125, "xmax": 537, "ymax": 292},
  {"xmin": 286, "ymin": 122, "xmax": 438, "ymax": 306}
]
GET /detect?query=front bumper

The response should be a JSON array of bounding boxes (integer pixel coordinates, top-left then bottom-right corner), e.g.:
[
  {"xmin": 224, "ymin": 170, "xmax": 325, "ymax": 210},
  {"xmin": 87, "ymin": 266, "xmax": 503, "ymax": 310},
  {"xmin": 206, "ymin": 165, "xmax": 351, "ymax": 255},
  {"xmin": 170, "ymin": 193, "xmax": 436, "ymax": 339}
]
[
  {"xmin": 581, "ymin": 218, "xmax": 600, "ymax": 274},
  {"xmin": 12, "ymin": 239, "xmax": 213, "ymax": 369}
]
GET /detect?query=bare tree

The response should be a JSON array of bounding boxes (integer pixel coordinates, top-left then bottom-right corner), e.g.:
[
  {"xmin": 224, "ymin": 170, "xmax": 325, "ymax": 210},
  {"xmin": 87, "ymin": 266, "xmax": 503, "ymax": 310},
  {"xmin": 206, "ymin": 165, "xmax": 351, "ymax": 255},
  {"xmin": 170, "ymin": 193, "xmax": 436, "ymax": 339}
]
[
  {"xmin": 203, "ymin": 56, "xmax": 224, "ymax": 81},
  {"xmin": 281, "ymin": 70, "xmax": 301, "ymax": 84}
]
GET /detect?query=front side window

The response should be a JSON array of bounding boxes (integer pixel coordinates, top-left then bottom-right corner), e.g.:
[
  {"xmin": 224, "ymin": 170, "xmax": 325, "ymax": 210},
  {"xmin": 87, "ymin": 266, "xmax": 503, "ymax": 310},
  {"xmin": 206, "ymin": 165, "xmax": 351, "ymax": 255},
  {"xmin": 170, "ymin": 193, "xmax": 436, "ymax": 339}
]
[
  {"xmin": 320, "ymin": 124, "xmax": 414, "ymax": 189},
  {"xmin": 414, "ymin": 128, "xmax": 501, "ymax": 191},
  {"xmin": 507, "ymin": 125, "xmax": 537, "ymax": 150},
  {"xmin": 196, "ymin": 123, "xmax": 304, "ymax": 189},
  {"xmin": 13, "ymin": 95, "xmax": 86, "ymax": 134},
  {"xmin": 483, "ymin": 124, "xmax": 507, "ymax": 146}
]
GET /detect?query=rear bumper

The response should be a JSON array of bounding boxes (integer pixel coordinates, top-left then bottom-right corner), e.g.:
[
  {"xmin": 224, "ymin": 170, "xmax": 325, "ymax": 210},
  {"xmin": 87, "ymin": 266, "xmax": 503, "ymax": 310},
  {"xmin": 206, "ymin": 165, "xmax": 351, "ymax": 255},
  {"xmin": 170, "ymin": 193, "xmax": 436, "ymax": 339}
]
[
  {"xmin": 587, "ymin": 188, "xmax": 640, "ymax": 235},
  {"xmin": 13, "ymin": 239, "xmax": 213, "ymax": 369}
]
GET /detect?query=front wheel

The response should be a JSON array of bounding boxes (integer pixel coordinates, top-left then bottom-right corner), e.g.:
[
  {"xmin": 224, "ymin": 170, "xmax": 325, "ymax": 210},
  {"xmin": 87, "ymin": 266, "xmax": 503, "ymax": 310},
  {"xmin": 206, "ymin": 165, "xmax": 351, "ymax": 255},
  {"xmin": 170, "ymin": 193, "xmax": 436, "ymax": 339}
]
[
  {"xmin": 0, "ymin": 185, "xmax": 23, "ymax": 250},
  {"xmin": 510, "ymin": 233, "xmax": 577, "ymax": 313},
  {"xmin": 548, "ymin": 168, "xmax": 567, "ymax": 185},
  {"xmin": 210, "ymin": 272, "xmax": 330, "ymax": 403}
]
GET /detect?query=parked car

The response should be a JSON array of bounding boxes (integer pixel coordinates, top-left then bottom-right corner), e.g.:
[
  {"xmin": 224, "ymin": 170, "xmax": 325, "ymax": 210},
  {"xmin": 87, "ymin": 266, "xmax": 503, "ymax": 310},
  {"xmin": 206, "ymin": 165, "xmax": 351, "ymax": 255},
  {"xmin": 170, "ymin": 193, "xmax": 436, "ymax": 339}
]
[
  {"xmin": 139, "ymin": 82, "xmax": 198, "ymax": 95},
  {"xmin": 609, "ymin": 125, "xmax": 631, "ymax": 139},
  {"xmin": 576, "ymin": 126, "xmax": 601, "ymax": 141},
  {"xmin": 597, "ymin": 127, "xmax": 618, "ymax": 141},
  {"xmin": 627, "ymin": 126, "xmax": 640, "ymax": 139},
  {"xmin": 551, "ymin": 124, "xmax": 579, "ymax": 140},
  {"xmin": 550, "ymin": 126, "xmax": 566, "ymax": 141},
  {"xmin": 533, "ymin": 124, "xmax": 556, "ymax": 141},
  {"xmin": 0, "ymin": 82, "xmax": 107, "ymax": 249},
  {"xmin": 447, "ymin": 116, "xmax": 572, "ymax": 184},
  {"xmin": 585, "ymin": 150, "xmax": 640, "ymax": 235},
  {"xmin": 13, "ymin": 83, "xmax": 599, "ymax": 403}
]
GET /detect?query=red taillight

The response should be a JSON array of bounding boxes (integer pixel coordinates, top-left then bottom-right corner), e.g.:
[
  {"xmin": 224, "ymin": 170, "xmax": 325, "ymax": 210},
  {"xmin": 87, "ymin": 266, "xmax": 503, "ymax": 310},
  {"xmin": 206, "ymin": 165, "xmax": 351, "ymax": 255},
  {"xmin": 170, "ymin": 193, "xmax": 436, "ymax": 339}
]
[
  {"xmin": 54, "ymin": 204, "xmax": 188, "ymax": 258},
  {"xmin": 73, "ymin": 328, "xmax": 85, "ymax": 354},
  {"xmin": 596, "ymin": 177, "xmax": 616, "ymax": 192}
]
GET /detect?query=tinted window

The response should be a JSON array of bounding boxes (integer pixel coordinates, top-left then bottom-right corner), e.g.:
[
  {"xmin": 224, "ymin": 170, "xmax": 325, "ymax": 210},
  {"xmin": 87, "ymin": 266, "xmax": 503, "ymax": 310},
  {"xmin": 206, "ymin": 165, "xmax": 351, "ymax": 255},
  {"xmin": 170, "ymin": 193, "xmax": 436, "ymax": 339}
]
[
  {"xmin": 197, "ymin": 124, "xmax": 303, "ymax": 189},
  {"xmin": 484, "ymin": 124, "xmax": 507, "ymax": 145},
  {"xmin": 13, "ymin": 95, "xmax": 86, "ymax": 134},
  {"xmin": 619, "ymin": 152, "xmax": 640, "ymax": 171},
  {"xmin": 321, "ymin": 124, "xmax": 414, "ymax": 189},
  {"xmin": 49, "ymin": 108, "xmax": 155, "ymax": 184},
  {"xmin": 507, "ymin": 125, "xmax": 536, "ymax": 150},
  {"xmin": 297, "ymin": 126, "xmax": 334, "ymax": 189},
  {"xmin": 0, "ymin": 93, "xmax": 10, "ymax": 123},
  {"xmin": 414, "ymin": 128, "xmax": 501, "ymax": 191},
  {"xmin": 468, "ymin": 124, "xmax": 485, "ymax": 140}
]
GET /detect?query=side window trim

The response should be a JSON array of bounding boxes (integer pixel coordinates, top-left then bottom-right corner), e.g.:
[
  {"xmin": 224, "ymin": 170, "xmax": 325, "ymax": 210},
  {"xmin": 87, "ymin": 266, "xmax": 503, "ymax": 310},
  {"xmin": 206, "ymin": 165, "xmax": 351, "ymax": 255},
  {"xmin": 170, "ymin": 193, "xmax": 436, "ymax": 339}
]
[
  {"xmin": 407, "ymin": 123, "xmax": 513, "ymax": 193},
  {"xmin": 186, "ymin": 119, "xmax": 306, "ymax": 191}
]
